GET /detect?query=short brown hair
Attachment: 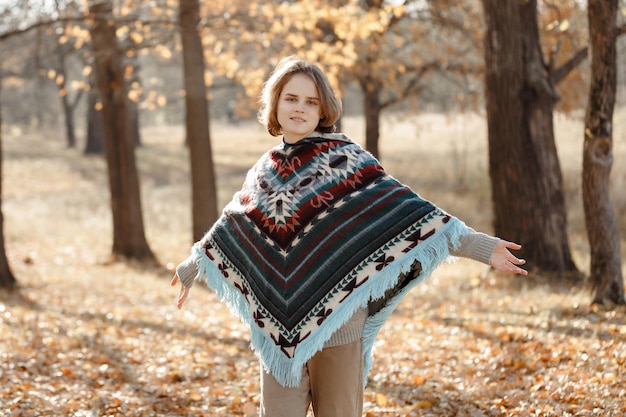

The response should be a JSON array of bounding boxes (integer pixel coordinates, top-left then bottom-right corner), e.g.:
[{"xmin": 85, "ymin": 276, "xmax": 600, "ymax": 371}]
[{"xmin": 258, "ymin": 56, "xmax": 343, "ymax": 137}]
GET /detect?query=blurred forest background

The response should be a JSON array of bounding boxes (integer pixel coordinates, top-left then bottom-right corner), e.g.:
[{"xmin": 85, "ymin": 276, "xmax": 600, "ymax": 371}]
[{"xmin": 1, "ymin": 0, "xmax": 626, "ymax": 415}]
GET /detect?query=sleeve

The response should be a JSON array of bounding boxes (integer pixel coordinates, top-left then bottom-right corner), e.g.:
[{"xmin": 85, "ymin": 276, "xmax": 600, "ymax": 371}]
[
  {"xmin": 175, "ymin": 255, "xmax": 199, "ymax": 288},
  {"xmin": 450, "ymin": 227, "xmax": 499, "ymax": 265}
]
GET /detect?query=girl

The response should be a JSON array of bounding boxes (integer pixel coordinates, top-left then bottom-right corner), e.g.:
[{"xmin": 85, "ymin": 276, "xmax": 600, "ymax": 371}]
[{"xmin": 171, "ymin": 56, "xmax": 527, "ymax": 417}]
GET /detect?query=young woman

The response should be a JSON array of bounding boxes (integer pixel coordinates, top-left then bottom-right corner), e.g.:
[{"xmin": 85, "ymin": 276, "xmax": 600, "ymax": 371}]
[{"xmin": 171, "ymin": 56, "xmax": 527, "ymax": 417}]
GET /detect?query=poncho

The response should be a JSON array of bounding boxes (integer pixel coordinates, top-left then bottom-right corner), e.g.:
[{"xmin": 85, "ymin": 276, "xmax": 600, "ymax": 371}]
[{"xmin": 186, "ymin": 133, "xmax": 466, "ymax": 387}]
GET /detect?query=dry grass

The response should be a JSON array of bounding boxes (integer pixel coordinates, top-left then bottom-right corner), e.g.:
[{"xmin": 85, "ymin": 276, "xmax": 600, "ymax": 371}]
[{"xmin": 1, "ymin": 113, "xmax": 625, "ymax": 416}]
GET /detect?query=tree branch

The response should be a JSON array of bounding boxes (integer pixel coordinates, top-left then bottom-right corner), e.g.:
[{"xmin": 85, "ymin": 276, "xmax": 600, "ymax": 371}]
[
  {"xmin": 0, "ymin": 15, "xmax": 177, "ymax": 42},
  {"xmin": 0, "ymin": 16, "xmax": 81, "ymax": 42},
  {"xmin": 550, "ymin": 46, "xmax": 588, "ymax": 85},
  {"xmin": 550, "ymin": 23, "xmax": 626, "ymax": 86}
]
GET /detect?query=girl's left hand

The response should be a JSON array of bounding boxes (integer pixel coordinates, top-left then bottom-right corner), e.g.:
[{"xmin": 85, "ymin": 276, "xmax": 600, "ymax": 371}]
[
  {"xmin": 490, "ymin": 240, "xmax": 528, "ymax": 275},
  {"xmin": 170, "ymin": 273, "xmax": 191, "ymax": 309}
]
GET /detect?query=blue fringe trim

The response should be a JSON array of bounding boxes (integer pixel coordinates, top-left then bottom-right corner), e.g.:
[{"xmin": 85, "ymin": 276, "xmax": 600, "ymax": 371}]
[
  {"xmin": 361, "ymin": 218, "xmax": 465, "ymax": 386},
  {"xmin": 191, "ymin": 217, "xmax": 467, "ymax": 388}
]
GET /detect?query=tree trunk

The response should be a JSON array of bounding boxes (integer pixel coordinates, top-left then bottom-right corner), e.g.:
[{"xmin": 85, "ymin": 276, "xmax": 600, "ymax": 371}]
[
  {"xmin": 88, "ymin": 0, "xmax": 154, "ymax": 261},
  {"xmin": 129, "ymin": 97, "xmax": 141, "ymax": 147},
  {"xmin": 85, "ymin": 87, "xmax": 104, "ymax": 155},
  {"xmin": 179, "ymin": 0, "xmax": 219, "ymax": 242},
  {"xmin": 127, "ymin": 58, "xmax": 142, "ymax": 147},
  {"xmin": 34, "ymin": 28, "xmax": 45, "ymax": 129},
  {"xmin": 61, "ymin": 92, "xmax": 76, "ymax": 148},
  {"xmin": 55, "ymin": 43, "xmax": 77, "ymax": 148},
  {"xmin": 0, "ymin": 76, "xmax": 17, "ymax": 289},
  {"xmin": 481, "ymin": 0, "xmax": 577, "ymax": 274},
  {"xmin": 584, "ymin": 0, "xmax": 624, "ymax": 305},
  {"xmin": 360, "ymin": 77, "xmax": 382, "ymax": 160},
  {"xmin": 356, "ymin": 1, "xmax": 384, "ymax": 160}
]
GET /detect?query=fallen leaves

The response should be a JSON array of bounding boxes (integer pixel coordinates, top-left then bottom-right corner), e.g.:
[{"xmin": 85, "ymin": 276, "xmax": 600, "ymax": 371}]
[
  {"xmin": 3, "ymin": 263, "xmax": 625, "ymax": 417},
  {"xmin": 361, "ymin": 267, "xmax": 626, "ymax": 417},
  {"xmin": 2, "ymin": 126, "xmax": 626, "ymax": 416}
]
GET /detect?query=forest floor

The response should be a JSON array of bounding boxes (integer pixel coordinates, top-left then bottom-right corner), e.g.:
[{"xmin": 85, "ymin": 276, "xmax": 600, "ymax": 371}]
[{"xmin": 1, "ymin": 114, "xmax": 626, "ymax": 416}]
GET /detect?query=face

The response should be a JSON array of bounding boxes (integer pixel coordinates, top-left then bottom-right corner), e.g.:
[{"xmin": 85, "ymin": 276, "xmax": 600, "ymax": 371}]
[{"xmin": 277, "ymin": 73, "xmax": 322, "ymax": 144}]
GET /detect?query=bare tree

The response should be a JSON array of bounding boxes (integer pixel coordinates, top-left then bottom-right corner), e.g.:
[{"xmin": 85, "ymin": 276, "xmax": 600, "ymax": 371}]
[
  {"xmin": 481, "ymin": 0, "xmax": 579, "ymax": 275},
  {"xmin": 179, "ymin": 0, "xmax": 218, "ymax": 241},
  {"xmin": 88, "ymin": 0, "xmax": 154, "ymax": 260},
  {"xmin": 54, "ymin": 31, "xmax": 85, "ymax": 148},
  {"xmin": 583, "ymin": 0, "xmax": 625, "ymax": 305}
]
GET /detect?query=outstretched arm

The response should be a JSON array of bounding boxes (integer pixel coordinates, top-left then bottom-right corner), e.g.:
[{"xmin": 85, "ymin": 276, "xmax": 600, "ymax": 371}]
[{"xmin": 489, "ymin": 239, "xmax": 527, "ymax": 275}]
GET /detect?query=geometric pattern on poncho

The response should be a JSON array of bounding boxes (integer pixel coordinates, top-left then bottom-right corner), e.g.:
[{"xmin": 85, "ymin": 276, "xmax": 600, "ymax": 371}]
[{"xmin": 199, "ymin": 135, "xmax": 452, "ymax": 360}]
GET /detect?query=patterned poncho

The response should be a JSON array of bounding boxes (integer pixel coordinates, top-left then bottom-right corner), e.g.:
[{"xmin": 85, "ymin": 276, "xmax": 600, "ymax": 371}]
[{"xmin": 188, "ymin": 133, "xmax": 466, "ymax": 387}]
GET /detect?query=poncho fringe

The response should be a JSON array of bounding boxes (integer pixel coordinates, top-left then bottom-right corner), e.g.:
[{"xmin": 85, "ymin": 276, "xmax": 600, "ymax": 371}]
[{"xmin": 191, "ymin": 218, "xmax": 464, "ymax": 387}]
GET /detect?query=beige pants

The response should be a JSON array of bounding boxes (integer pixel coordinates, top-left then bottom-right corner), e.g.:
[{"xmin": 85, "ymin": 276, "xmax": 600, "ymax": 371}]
[{"xmin": 259, "ymin": 340, "xmax": 364, "ymax": 417}]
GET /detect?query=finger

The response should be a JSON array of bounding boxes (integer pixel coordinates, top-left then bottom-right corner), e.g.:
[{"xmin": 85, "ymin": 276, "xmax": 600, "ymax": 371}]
[
  {"xmin": 170, "ymin": 274, "xmax": 179, "ymax": 286},
  {"xmin": 177, "ymin": 296, "xmax": 184, "ymax": 309},
  {"xmin": 511, "ymin": 266, "xmax": 528, "ymax": 275},
  {"xmin": 502, "ymin": 240, "xmax": 522, "ymax": 251},
  {"xmin": 178, "ymin": 288, "xmax": 189, "ymax": 309},
  {"xmin": 507, "ymin": 260, "xmax": 528, "ymax": 275}
]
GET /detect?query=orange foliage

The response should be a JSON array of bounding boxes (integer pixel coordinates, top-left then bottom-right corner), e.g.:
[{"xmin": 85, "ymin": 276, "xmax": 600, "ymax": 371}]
[
  {"xmin": 9, "ymin": 0, "xmax": 591, "ymax": 116},
  {"xmin": 539, "ymin": 0, "xmax": 589, "ymax": 112}
]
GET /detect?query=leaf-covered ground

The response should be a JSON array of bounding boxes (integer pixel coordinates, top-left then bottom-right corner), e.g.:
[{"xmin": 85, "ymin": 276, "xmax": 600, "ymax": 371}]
[
  {"xmin": 1, "ymin": 116, "xmax": 626, "ymax": 416},
  {"xmin": 2, "ymin": 257, "xmax": 625, "ymax": 416}
]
